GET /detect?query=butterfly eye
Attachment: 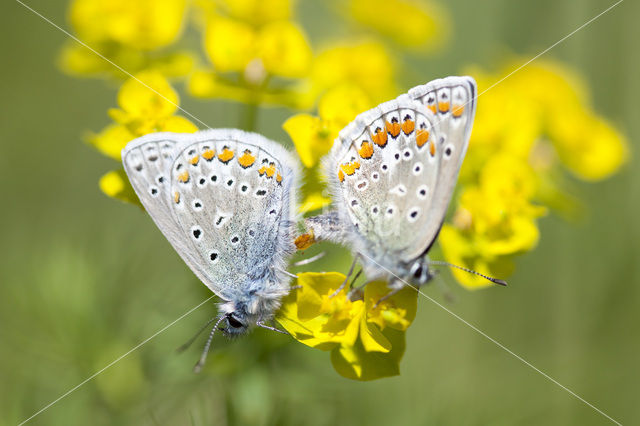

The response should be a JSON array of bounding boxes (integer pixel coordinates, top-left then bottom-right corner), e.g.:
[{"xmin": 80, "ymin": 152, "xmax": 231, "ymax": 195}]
[{"xmin": 227, "ymin": 315, "xmax": 244, "ymax": 328}]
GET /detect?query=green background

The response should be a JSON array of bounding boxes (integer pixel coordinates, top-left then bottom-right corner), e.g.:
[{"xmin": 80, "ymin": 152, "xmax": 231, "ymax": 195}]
[{"xmin": 1, "ymin": 0, "xmax": 638, "ymax": 424}]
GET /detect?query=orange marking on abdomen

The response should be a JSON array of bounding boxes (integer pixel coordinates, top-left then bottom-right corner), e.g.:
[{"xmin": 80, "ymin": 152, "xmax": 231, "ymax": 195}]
[
  {"xmin": 402, "ymin": 118, "xmax": 415, "ymax": 135},
  {"xmin": 189, "ymin": 155, "xmax": 199, "ymax": 166},
  {"xmin": 438, "ymin": 102, "xmax": 450, "ymax": 113},
  {"xmin": 340, "ymin": 161, "xmax": 360, "ymax": 176},
  {"xmin": 372, "ymin": 127, "xmax": 388, "ymax": 147},
  {"xmin": 358, "ymin": 141, "xmax": 374, "ymax": 159},
  {"xmin": 386, "ymin": 119, "xmax": 401, "ymax": 138},
  {"xmin": 238, "ymin": 149, "xmax": 256, "ymax": 168},
  {"xmin": 218, "ymin": 148, "xmax": 234, "ymax": 163},
  {"xmin": 177, "ymin": 171, "xmax": 190, "ymax": 183},
  {"xmin": 416, "ymin": 129, "xmax": 429, "ymax": 148},
  {"xmin": 429, "ymin": 141, "xmax": 436, "ymax": 156},
  {"xmin": 202, "ymin": 149, "xmax": 215, "ymax": 161},
  {"xmin": 452, "ymin": 104, "xmax": 464, "ymax": 117}
]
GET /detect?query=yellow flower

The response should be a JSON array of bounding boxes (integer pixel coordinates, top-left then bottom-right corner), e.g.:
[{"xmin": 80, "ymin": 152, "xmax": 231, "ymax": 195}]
[
  {"xmin": 60, "ymin": 0, "xmax": 192, "ymax": 78},
  {"xmin": 69, "ymin": 0, "xmax": 187, "ymax": 50},
  {"xmin": 311, "ymin": 41, "xmax": 398, "ymax": 104},
  {"xmin": 277, "ymin": 272, "xmax": 417, "ymax": 380},
  {"xmin": 344, "ymin": 0, "xmax": 448, "ymax": 50},
  {"xmin": 444, "ymin": 60, "xmax": 628, "ymax": 289},
  {"xmin": 89, "ymin": 71, "xmax": 196, "ymax": 204},
  {"xmin": 192, "ymin": 13, "xmax": 312, "ymax": 107},
  {"xmin": 298, "ymin": 193, "xmax": 332, "ymax": 214},
  {"xmin": 284, "ymin": 84, "xmax": 373, "ymax": 168},
  {"xmin": 99, "ymin": 169, "xmax": 141, "ymax": 207},
  {"xmin": 91, "ymin": 70, "xmax": 197, "ymax": 161},
  {"xmin": 217, "ymin": 0, "xmax": 293, "ymax": 26}
]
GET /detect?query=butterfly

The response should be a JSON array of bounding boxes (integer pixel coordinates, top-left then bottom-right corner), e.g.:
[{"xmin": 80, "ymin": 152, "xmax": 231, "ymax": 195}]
[
  {"xmin": 122, "ymin": 129, "xmax": 300, "ymax": 345},
  {"xmin": 302, "ymin": 76, "xmax": 502, "ymax": 299}
]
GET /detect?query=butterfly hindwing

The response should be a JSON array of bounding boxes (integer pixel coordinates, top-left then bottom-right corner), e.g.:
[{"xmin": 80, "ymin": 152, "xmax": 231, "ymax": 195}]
[
  {"xmin": 123, "ymin": 130, "xmax": 299, "ymax": 302},
  {"xmin": 166, "ymin": 130, "xmax": 299, "ymax": 300},
  {"xmin": 327, "ymin": 76, "xmax": 476, "ymax": 263}
]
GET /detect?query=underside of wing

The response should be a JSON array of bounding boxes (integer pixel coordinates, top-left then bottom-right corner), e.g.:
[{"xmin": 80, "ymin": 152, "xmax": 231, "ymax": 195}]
[
  {"xmin": 325, "ymin": 76, "xmax": 476, "ymax": 262},
  {"xmin": 166, "ymin": 129, "xmax": 300, "ymax": 299}
]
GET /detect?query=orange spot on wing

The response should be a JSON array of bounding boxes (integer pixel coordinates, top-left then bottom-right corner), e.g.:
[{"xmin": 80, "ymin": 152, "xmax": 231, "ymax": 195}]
[
  {"xmin": 173, "ymin": 192, "xmax": 180, "ymax": 204},
  {"xmin": 358, "ymin": 141, "xmax": 374, "ymax": 159},
  {"xmin": 189, "ymin": 155, "xmax": 199, "ymax": 165},
  {"xmin": 438, "ymin": 101, "xmax": 450, "ymax": 113},
  {"xmin": 402, "ymin": 118, "xmax": 415, "ymax": 135},
  {"xmin": 385, "ymin": 119, "xmax": 401, "ymax": 138},
  {"xmin": 259, "ymin": 162, "xmax": 276, "ymax": 178},
  {"xmin": 218, "ymin": 148, "xmax": 234, "ymax": 163},
  {"xmin": 276, "ymin": 173, "xmax": 282, "ymax": 184},
  {"xmin": 295, "ymin": 230, "xmax": 315, "ymax": 250},
  {"xmin": 177, "ymin": 171, "xmax": 190, "ymax": 183},
  {"xmin": 372, "ymin": 127, "xmax": 388, "ymax": 147},
  {"xmin": 202, "ymin": 149, "xmax": 215, "ymax": 161},
  {"xmin": 452, "ymin": 104, "xmax": 465, "ymax": 117},
  {"xmin": 238, "ymin": 149, "xmax": 256, "ymax": 168},
  {"xmin": 429, "ymin": 141, "xmax": 436, "ymax": 156},
  {"xmin": 338, "ymin": 169, "xmax": 345, "ymax": 182},
  {"xmin": 340, "ymin": 161, "xmax": 360, "ymax": 176},
  {"xmin": 416, "ymin": 129, "xmax": 430, "ymax": 148},
  {"xmin": 427, "ymin": 104, "xmax": 437, "ymax": 114}
]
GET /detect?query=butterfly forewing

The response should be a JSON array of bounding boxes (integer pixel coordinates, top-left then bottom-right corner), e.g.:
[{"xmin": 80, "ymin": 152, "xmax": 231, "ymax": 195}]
[
  {"xmin": 406, "ymin": 76, "xmax": 476, "ymax": 259},
  {"xmin": 167, "ymin": 130, "xmax": 298, "ymax": 300},
  {"xmin": 122, "ymin": 133, "xmax": 187, "ymax": 247},
  {"xmin": 123, "ymin": 129, "xmax": 299, "ymax": 302},
  {"xmin": 330, "ymin": 76, "xmax": 476, "ymax": 262}
]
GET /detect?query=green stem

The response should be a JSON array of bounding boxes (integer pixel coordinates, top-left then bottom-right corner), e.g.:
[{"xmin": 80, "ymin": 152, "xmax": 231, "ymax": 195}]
[{"xmin": 239, "ymin": 101, "xmax": 259, "ymax": 132}]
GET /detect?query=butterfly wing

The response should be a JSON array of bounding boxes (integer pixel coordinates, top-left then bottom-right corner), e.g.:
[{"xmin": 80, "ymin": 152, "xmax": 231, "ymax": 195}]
[
  {"xmin": 326, "ymin": 76, "xmax": 476, "ymax": 262},
  {"xmin": 123, "ymin": 130, "xmax": 299, "ymax": 301}
]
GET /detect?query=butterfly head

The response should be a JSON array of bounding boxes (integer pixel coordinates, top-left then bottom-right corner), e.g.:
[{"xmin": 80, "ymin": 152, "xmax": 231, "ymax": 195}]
[{"xmin": 218, "ymin": 283, "xmax": 287, "ymax": 337}]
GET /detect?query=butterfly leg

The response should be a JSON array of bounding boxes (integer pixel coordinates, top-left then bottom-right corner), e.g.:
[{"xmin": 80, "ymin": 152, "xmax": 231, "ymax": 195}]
[
  {"xmin": 256, "ymin": 321, "xmax": 289, "ymax": 335},
  {"xmin": 329, "ymin": 255, "xmax": 359, "ymax": 298},
  {"xmin": 373, "ymin": 281, "xmax": 404, "ymax": 309}
]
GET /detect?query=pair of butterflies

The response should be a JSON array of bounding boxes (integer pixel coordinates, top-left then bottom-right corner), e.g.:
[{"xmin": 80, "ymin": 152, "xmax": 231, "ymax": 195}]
[{"xmin": 122, "ymin": 76, "xmax": 478, "ymax": 344}]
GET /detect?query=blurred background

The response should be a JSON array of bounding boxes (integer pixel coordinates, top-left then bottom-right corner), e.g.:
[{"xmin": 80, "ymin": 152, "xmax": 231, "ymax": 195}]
[{"xmin": 1, "ymin": 0, "xmax": 639, "ymax": 424}]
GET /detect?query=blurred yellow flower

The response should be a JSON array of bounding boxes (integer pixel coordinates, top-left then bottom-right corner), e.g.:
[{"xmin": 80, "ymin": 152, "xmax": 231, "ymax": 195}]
[
  {"xmin": 312, "ymin": 41, "xmax": 398, "ymax": 104},
  {"xmin": 277, "ymin": 272, "xmax": 417, "ymax": 380},
  {"xmin": 284, "ymin": 85, "xmax": 372, "ymax": 168},
  {"xmin": 89, "ymin": 71, "xmax": 196, "ymax": 204},
  {"xmin": 217, "ymin": 0, "xmax": 293, "ymax": 26},
  {"xmin": 91, "ymin": 70, "xmax": 197, "ymax": 161},
  {"xmin": 60, "ymin": 0, "xmax": 192, "ymax": 78},
  {"xmin": 69, "ymin": 0, "xmax": 187, "ymax": 50},
  {"xmin": 344, "ymin": 0, "xmax": 448, "ymax": 50},
  {"xmin": 99, "ymin": 169, "xmax": 142, "ymax": 207},
  {"xmin": 443, "ymin": 60, "xmax": 628, "ymax": 289},
  {"xmin": 191, "ymin": 8, "xmax": 312, "ymax": 108}
]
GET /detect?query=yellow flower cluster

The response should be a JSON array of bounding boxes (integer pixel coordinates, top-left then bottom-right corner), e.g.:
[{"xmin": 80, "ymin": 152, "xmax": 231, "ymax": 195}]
[
  {"xmin": 59, "ymin": 0, "xmax": 192, "ymax": 78},
  {"xmin": 92, "ymin": 71, "xmax": 197, "ymax": 203},
  {"xmin": 440, "ymin": 60, "xmax": 628, "ymax": 289},
  {"xmin": 188, "ymin": 0, "xmax": 313, "ymax": 109},
  {"xmin": 276, "ymin": 272, "xmax": 417, "ymax": 380},
  {"xmin": 343, "ymin": 0, "xmax": 448, "ymax": 51},
  {"xmin": 284, "ymin": 41, "xmax": 398, "ymax": 211}
]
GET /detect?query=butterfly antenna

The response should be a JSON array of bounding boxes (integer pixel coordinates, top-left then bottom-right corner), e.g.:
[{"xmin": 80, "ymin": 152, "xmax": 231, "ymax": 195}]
[
  {"xmin": 193, "ymin": 315, "xmax": 227, "ymax": 373},
  {"xmin": 176, "ymin": 316, "xmax": 218, "ymax": 354},
  {"xmin": 429, "ymin": 260, "xmax": 508, "ymax": 286}
]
